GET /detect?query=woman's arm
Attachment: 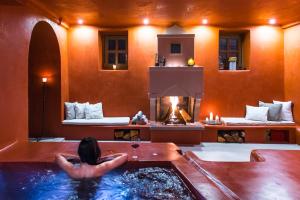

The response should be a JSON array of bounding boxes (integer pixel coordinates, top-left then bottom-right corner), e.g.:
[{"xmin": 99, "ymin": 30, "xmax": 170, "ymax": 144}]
[
  {"xmin": 55, "ymin": 153, "xmax": 79, "ymax": 178},
  {"xmin": 95, "ymin": 153, "xmax": 128, "ymax": 176},
  {"xmin": 58, "ymin": 153, "xmax": 79, "ymax": 160},
  {"xmin": 99, "ymin": 153, "xmax": 127, "ymax": 162}
]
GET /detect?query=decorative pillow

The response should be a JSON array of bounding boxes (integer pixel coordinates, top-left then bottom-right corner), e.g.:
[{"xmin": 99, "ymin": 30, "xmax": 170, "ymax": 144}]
[
  {"xmin": 245, "ymin": 105, "xmax": 269, "ymax": 122},
  {"xmin": 64, "ymin": 102, "xmax": 77, "ymax": 120},
  {"xmin": 259, "ymin": 101, "xmax": 282, "ymax": 121},
  {"xmin": 74, "ymin": 102, "xmax": 89, "ymax": 119},
  {"xmin": 85, "ymin": 103, "xmax": 104, "ymax": 119},
  {"xmin": 273, "ymin": 100, "xmax": 294, "ymax": 121}
]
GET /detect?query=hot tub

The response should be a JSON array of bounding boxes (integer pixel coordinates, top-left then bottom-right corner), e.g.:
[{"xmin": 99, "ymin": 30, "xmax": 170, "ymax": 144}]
[
  {"xmin": 0, "ymin": 161, "xmax": 202, "ymax": 200},
  {"xmin": 0, "ymin": 142, "xmax": 231, "ymax": 199}
]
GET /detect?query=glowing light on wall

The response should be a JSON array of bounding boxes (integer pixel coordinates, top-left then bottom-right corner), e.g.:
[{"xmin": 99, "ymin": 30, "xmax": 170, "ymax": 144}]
[
  {"xmin": 255, "ymin": 26, "xmax": 279, "ymax": 43},
  {"xmin": 268, "ymin": 18, "xmax": 276, "ymax": 25},
  {"xmin": 137, "ymin": 26, "xmax": 156, "ymax": 41},
  {"xmin": 202, "ymin": 19, "xmax": 208, "ymax": 25},
  {"xmin": 191, "ymin": 26, "xmax": 214, "ymax": 41},
  {"xmin": 143, "ymin": 18, "xmax": 150, "ymax": 25},
  {"xmin": 73, "ymin": 26, "xmax": 94, "ymax": 42}
]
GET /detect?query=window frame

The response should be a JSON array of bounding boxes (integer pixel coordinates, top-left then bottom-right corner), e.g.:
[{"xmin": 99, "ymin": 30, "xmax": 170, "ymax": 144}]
[
  {"xmin": 102, "ymin": 34, "xmax": 128, "ymax": 70},
  {"xmin": 219, "ymin": 31, "xmax": 248, "ymax": 70}
]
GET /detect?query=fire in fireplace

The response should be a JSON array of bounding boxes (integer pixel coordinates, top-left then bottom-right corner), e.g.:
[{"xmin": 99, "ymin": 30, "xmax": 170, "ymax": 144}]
[{"xmin": 157, "ymin": 96, "xmax": 195, "ymax": 125}]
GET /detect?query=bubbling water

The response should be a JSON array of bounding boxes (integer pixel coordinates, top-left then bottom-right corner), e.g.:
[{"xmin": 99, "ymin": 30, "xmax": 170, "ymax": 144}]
[{"xmin": 0, "ymin": 163, "xmax": 196, "ymax": 200}]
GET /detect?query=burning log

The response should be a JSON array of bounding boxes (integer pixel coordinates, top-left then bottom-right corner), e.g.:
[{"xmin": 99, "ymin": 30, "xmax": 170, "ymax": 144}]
[
  {"xmin": 179, "ymin": 108, "xmax": 192, "ymax": 123},
  {"xmin": 159, "ymin": 106, "xmax": 172, "ymax": 122}
]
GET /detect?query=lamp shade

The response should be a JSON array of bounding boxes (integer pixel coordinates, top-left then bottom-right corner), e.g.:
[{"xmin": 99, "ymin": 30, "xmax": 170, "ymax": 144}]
[{"xmin": 42, "ymin": 77, "xmax": 48, "ymax": 83}]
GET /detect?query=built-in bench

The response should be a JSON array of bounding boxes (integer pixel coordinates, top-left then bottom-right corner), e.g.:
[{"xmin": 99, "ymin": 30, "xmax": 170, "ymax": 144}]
[
  {"xmin": 221, "ymin": 117, "xmax": 295, "ymax": 126},
  {"xmin": 202, "ymin": 117, "xmax": 297, "ymax": 143},
  {"xmin": 59, "ymin": 115, "xmax": 298, "ymax": 144},
  {"xmin": 61, "ymin": 117, "xmax": 150, "ymax": 141}
]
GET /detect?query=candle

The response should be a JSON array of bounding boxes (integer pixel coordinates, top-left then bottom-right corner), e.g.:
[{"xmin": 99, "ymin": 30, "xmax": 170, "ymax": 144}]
[
  {"xmin": 205, "ymin": 117, "xmax": 209, "ymax": 122},
  {"xmin": 113, "ymin": 64, "xmax": 117, "ymax": 70},
  {"xmin": 209, "ymin": 112, "xmax": 213, "ymax": 121},
  {"xmin": 215, "ymin": 115, "xmax": 219, "ymax": 122}
]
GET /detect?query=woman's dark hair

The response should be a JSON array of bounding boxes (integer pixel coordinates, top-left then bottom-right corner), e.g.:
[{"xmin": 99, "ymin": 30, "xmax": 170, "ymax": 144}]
[{"xmin": 78, "ymin": 137, "xmax": 101, "ymax": 165}]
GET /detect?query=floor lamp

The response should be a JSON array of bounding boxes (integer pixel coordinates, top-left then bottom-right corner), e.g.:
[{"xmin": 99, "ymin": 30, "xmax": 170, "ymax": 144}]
[{"xmin": 39, "ymin": 77, "xmax": 47, "ymax": 142}]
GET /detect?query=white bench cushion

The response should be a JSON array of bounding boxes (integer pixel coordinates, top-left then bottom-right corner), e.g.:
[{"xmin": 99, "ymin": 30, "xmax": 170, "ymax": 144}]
[
  {"xmin": 222, "ymin": 117, "xmax": 295, "ymax": 126},
  {"xmin": 62, "ymin": 117, "xmax": 130, "ymax": 126}
]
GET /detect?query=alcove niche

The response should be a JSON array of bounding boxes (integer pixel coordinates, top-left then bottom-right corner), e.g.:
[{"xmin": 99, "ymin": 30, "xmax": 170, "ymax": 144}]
[{"xmin": 28, "ymin": 21, "xmax": 61, "ymax": 138}]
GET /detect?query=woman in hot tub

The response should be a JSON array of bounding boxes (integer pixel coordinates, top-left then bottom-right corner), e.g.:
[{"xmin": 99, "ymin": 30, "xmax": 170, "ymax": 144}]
[{"xmin": 55, "ymin": 137, "xmax": 128, "ymax": 179}]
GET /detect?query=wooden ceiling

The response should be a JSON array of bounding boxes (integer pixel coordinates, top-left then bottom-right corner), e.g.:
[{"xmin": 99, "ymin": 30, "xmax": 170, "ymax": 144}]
[
  {"xmin": 25, "ymin": 0, "xmax": 300, "ymax": 27},
  {"xmin": 0, "ymin": 0, "xmax": 24, "ymax": 6}
]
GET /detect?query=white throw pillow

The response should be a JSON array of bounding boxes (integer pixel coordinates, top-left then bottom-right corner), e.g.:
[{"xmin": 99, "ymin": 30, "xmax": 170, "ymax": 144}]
[
  {"xmin": 85, "ymin": 103, "xmax": 104, "ymax": 119},
  {"xmin": 245, "ymin": 105, "xmax": 269, "ymax": 122},
  {"xmin": 64, "ymin": 102, "xmax": 77, "ymax": 120},
  {"xmin": 273, "ymin": 100, "xmax": 294, "ymax": 121},
  {"xmin": 75, "ymin": 102, "xmax": 89, "ymax": 119}
]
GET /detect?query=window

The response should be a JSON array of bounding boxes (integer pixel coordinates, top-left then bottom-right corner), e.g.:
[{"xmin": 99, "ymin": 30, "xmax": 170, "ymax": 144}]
[
  {"xmin": 102, "ymin": 34, "xmax": 128, "ymax": 70},
  {"xmin": 219, "ymin": 30, "xmax": 250, "ymax": 70}
]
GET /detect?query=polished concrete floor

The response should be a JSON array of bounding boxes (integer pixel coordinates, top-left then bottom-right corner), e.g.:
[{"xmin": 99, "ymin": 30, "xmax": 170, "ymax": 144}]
[{"xmin": 180, "ymin": 142, "xmax": 300, "ymax": 162}]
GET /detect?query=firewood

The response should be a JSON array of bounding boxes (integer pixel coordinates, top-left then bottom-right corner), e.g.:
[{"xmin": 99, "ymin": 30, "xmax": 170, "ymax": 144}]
[
  {"xmin": 179, "ymin": 108, "xmax": 192, "ymax": 123},
  {"xmin": 218, "ymin": 136, "xmax": 226, "ymax": 143}
]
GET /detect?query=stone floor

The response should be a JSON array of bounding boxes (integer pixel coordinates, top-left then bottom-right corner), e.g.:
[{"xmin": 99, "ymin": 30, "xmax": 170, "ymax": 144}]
[{"xmin": 180, "ymin": 142, "xmax": 300, "ymax": 162}]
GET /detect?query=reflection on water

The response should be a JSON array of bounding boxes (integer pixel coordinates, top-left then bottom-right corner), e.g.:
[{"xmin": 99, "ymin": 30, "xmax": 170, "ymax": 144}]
[{"xmin": 0, "ymin": 163, "xmax": 195, "ymax": 200}]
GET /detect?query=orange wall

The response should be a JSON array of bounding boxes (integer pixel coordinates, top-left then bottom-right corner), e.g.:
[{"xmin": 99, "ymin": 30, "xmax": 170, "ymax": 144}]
[
  {"xmin": 0, "ymin": 5, "xmax": 68, "ymax": 149},
  {"xmin": 284, "ymin": 25, "xmax": 300, "ymax": 123},
  {"xmin": 68, "ymin": 25, "xmax": 284, "ymax": 119},
  {"xmin": 0, "ymin": 5, "xmax": 287, "ymax": 145},
  {"xmin": 189, "ymin": 26, "xmax": 284, "ymax": 117},
  {"xmin": 68, "ymin": 26, "xmax": 163, "ymax": 117}
]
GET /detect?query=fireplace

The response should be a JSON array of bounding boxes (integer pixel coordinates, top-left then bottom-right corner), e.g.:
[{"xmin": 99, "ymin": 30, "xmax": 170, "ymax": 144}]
[
  {"xmin": 156, "ymin": 96, "xmax": 195, "ymax": 125},
  {"xmin": 149, "ymin": 67, "xmax": 204, "ymax": 130}
]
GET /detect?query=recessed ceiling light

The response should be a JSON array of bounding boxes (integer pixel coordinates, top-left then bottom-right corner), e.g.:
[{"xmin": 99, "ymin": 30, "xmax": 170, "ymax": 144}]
[
  {"xmin": 143, "ymin": 18, "xmax": 149, "ymax": 25},
  {"xmin": 269, "ymin": 18, "xmax": 276, "ymax": 25},
  {"xmin": 202, "ymin": 19, "xmax": 208, "ymax": 25},
  {"xmin": 77, "ymin": 19, "xmax": 84, "ymax": 25}
]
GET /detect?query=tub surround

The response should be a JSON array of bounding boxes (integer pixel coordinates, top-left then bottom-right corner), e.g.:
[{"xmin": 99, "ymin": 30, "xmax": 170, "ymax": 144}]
[
  {"xmin": 0, "ymin": 142, "xmax": 229, "ymax": 199},
  {"xmin": 1, "ymin": 142, "xmax": 300, "ymax": 199},
  {"xmin": 0, "ymin": 142, "xmax": 180, "ymax": 162},
  {"xmin": 185, "ymin": 150, "xmax": 300, "ymax": 199}
]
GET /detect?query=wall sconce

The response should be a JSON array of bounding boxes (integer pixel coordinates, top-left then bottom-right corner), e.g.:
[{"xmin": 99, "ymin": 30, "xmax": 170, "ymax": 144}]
[{"xmin": 113, "ymin": 64, "xmax": 117, "ymax": 70}]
